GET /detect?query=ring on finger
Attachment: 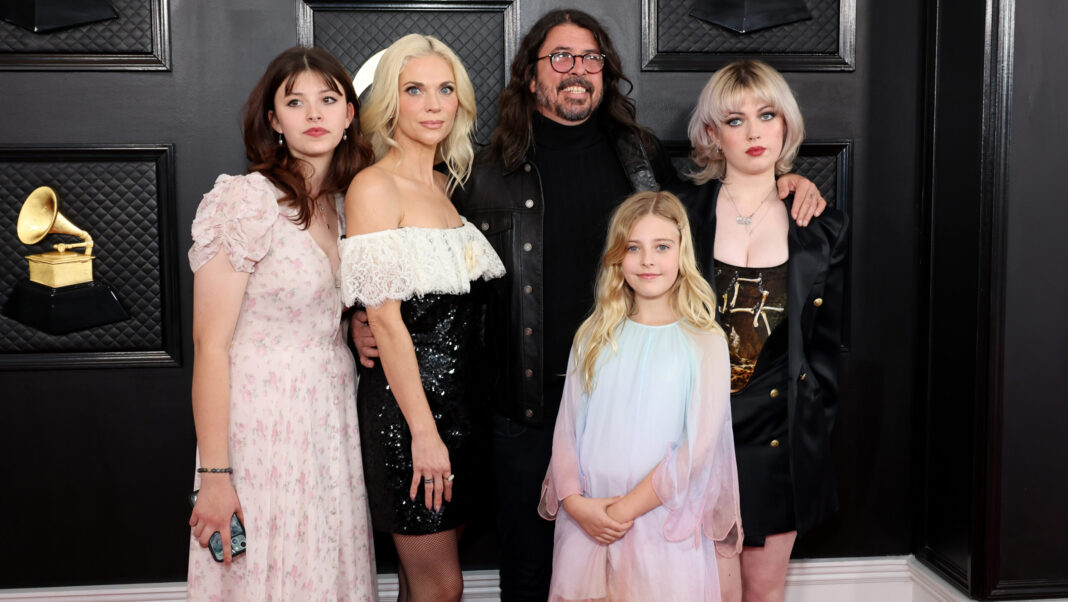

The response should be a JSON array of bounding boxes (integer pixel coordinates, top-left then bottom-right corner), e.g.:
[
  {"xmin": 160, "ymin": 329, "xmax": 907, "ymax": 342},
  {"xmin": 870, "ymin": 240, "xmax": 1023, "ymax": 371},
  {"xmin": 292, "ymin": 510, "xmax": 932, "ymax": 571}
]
[
  {"xmin": 423, "ymin": 477, "xmax": 434, "ymax": 484},
  {"xmin": 445, "ymin": 474, "xmax": 455, "ymax": 482}
]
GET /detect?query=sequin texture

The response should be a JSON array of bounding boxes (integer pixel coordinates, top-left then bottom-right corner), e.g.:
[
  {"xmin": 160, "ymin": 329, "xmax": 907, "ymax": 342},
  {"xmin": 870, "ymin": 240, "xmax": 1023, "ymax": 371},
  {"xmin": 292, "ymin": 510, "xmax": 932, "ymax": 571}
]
[{"xmin": 358, "ymin": 285, "xmax": 493, "ymax": 534}]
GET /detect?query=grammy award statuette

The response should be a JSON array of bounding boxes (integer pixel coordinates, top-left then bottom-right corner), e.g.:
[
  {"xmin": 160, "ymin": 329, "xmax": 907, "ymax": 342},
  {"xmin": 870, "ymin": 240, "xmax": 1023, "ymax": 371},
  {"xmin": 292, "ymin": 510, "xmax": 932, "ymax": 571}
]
[{"xmin": 2, "ymin": 186, "xmax": 129, "ymax": 334}]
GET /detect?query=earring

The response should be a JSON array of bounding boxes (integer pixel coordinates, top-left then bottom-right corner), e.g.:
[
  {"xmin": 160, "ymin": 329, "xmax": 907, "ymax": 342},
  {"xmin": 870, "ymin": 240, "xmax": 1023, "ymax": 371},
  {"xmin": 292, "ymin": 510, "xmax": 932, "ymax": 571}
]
[
  {"xmin": 278, "ymin": 133, "xmax": 284, "ymax": 146},
  {"xmin": 343, "ymin": 130, "xmax": 348, "ymax": 141}
]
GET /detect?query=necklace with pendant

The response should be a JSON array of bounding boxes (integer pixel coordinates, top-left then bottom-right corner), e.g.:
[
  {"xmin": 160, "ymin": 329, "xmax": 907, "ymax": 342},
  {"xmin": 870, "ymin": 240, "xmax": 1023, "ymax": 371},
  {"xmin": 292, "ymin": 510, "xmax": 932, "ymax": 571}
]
[{"xmin": 722, "ymin": 181, "xmax": 775, "ymax": 235}]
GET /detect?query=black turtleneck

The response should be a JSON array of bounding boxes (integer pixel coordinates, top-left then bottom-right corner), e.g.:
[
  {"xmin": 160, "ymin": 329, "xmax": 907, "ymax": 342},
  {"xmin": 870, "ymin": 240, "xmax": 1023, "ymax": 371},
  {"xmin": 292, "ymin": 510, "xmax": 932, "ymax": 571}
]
[{"xmin": 533, "ymin": 112, "xmax": 632, "ymax": 412}]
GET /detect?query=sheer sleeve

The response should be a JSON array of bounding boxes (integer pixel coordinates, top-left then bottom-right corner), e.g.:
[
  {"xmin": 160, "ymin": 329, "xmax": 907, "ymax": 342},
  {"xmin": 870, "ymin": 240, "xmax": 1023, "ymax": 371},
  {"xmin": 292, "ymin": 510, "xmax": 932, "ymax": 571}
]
[
  {"xmin": 538, "ymin": 349, "xmax": 586, "ymax": 520},
  {"xmin": 188, "ymin": 173, "xmax": 279, "ymax": 273},
  {"xmin": 651, "ymin": 326, "xmax": 743, "ymax": 556}
]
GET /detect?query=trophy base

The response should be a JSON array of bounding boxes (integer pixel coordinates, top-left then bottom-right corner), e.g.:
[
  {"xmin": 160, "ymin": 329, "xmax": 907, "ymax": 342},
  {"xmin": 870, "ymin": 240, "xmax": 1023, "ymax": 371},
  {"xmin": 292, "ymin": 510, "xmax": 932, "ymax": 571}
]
[{"xmin": 2, "ymin": 280, "xmax": 129, "ymax": 335}]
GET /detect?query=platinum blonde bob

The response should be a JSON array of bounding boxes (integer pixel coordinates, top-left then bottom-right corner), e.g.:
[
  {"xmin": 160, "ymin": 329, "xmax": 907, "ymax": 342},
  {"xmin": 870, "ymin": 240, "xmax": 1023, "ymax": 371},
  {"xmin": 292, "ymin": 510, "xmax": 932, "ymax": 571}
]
[{"xmin": 687, "ymin": 60, "xmax": 805, "ymax": 184}]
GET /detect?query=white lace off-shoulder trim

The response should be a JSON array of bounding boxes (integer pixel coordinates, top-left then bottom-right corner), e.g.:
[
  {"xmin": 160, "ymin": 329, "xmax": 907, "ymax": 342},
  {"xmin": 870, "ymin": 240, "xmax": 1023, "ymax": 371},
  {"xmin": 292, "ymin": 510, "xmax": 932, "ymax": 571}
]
[{"xmin": 338, "ymin": 219, "xmax": 505, "ymax": 308}]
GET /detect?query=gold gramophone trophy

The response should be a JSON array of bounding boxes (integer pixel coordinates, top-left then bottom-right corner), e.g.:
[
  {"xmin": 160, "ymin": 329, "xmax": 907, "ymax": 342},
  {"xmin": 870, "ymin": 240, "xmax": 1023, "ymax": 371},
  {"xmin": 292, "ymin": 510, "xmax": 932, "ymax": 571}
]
[{"xmin": 1, "ymin": 186, "xmax": 128, "ymax": 334}]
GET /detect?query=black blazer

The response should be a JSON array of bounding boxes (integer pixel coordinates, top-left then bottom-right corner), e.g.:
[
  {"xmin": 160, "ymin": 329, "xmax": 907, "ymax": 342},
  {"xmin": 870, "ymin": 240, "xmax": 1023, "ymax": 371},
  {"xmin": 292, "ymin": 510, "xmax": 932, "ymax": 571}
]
[{"xmin": 674, "ymin": 179, "xmax": 850, "ymax": 535}]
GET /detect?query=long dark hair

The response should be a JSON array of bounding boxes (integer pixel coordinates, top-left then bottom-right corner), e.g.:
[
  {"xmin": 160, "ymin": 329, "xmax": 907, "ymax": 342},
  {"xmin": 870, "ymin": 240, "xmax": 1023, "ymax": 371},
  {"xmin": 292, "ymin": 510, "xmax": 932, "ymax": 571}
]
[
  {"xmin": 490, "ymin": 9, "xmax": 656, "ymax": 170},
  {"xmin": 242, "ymin": 46, "xmax": 374, "ymax": 228}
]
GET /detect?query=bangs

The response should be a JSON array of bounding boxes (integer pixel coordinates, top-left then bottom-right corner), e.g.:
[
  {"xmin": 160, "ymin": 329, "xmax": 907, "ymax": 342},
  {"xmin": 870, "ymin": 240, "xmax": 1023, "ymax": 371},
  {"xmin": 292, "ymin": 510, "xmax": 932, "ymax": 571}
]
[
  {"xmin": 713, "ymin": 81, "xmax": 778, "ymax": 124},
  {"xmin": 281, "ymin": 69, "xmax": 343, "ymax": 96}
]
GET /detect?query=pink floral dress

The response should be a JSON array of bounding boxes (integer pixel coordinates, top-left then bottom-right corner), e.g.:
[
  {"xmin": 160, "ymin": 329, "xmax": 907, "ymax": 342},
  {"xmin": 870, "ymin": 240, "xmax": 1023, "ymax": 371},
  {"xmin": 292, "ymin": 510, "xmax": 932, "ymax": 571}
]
[{"xmin": 186, "ymin": 173, "xmax": 375, "ymax": 601}]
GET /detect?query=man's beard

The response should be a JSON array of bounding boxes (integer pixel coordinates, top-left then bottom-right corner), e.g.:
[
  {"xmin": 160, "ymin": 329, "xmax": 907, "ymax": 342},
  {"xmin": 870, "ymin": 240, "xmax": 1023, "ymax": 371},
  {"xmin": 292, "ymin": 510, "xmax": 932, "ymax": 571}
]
[{"xmin": 534, "ymin": 76, "xmax": 600, "ymax": 122}]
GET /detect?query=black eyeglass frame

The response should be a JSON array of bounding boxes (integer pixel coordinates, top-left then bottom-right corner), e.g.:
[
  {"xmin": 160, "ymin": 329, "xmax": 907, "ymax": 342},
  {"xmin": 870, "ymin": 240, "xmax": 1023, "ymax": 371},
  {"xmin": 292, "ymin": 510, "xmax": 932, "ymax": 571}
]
[{"xmin": 536, "ymin": 51, "xmax": 607, "ymax": 74}]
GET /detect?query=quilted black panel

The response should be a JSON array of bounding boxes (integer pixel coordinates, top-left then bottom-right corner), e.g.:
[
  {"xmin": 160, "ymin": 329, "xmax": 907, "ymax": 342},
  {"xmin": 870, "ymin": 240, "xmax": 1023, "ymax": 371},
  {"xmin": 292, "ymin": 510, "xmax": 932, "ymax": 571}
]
[
  {"xmin": 792, "ymin": 154, "xmax": 838, "ymax": 207},
  {"xmin": 669, "ymin": 144, "xmax": 841, "ymax": 208},
  {"xmin": 0, "ymin": 0, "xmax": 154, "ymax": 54},
  {"xmin": 0, "ymin": 156, "xmax": 165, "ymax": 353},
  {"xmin": 657, "ymin": 0, "xmax": 839, "ymax": 54},
  {"xmin": 312, "ymin": 9, "xmax": 505, "ymax": 141}
]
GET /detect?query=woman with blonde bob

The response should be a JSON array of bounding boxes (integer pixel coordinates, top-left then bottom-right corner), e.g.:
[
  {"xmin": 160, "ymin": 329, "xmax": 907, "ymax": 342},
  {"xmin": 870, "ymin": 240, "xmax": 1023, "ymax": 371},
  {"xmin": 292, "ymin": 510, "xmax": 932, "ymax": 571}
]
[
  {"xmin": 539, "ymin": 190, "xmax": 743, "ymax": 601},
  {"xmin": 339, "ymin": 34, "xmax": 504, "ymax": 601},
  {"xmin": 677, "ymin": 59, "xmax": 850, "ymax": 602}
]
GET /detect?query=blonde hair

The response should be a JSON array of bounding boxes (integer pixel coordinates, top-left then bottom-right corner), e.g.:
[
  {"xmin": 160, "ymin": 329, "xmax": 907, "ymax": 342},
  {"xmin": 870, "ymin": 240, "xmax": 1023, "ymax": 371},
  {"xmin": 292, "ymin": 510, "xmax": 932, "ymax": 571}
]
[
  {"xmin": 360, "ymin": 34, "xmax": 477, "ymax": 194},
  {"xmin": 572, "ymin": 191, "xmax": 724, "ymax": 393},
  {"xmin": 687, "ymin": 60, "xmax": 805, "ymax": 184}
]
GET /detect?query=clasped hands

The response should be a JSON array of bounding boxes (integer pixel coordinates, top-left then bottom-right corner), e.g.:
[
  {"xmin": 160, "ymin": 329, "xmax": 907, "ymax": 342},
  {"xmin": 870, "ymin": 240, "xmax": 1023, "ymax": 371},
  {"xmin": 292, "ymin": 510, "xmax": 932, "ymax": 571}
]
[{"xmin": 561, "ymin": 494, "xmax": 636, "ymax": 545}]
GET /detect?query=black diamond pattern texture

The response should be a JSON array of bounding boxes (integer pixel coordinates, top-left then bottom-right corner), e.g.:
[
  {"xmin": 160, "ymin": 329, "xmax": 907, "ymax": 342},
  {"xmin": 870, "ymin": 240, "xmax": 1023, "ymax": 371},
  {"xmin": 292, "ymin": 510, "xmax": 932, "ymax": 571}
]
[
  {"xmin": 0, "ymin": 160, "xmax": 164, "ymax": 352},
  {"xmin": 669, "ymin": 148, "xmax": 839, "ymax": 208},
  {"xmin": 657, "ymin": 0, "xmax": 839, "ymax": 54},
  {"xmin": 0, "ymin": 0, "xmax": 153, "ymax": 54},
  {"xmin": 792, "ymin": 154, "xmax": 837, "ymax": 208},
  {"xmin": 313, "ymin": 9, "xmax": 505, "ymax": 141}
]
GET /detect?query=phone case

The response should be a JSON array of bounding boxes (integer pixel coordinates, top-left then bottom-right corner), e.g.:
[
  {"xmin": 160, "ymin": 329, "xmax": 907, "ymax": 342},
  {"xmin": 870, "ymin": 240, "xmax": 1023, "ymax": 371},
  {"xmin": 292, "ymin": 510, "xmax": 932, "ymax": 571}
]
[{"xmin": 189, "ymin": 490, "xmax": 247, "ymax": 562}]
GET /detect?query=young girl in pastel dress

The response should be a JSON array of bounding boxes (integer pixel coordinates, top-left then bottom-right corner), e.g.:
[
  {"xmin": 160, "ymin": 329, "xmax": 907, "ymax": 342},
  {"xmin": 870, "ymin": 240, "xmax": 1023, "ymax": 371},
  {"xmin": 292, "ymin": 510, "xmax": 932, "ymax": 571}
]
[{"xmin": 539, "ymin": 190, "xmax": 742, "ymax": 601}]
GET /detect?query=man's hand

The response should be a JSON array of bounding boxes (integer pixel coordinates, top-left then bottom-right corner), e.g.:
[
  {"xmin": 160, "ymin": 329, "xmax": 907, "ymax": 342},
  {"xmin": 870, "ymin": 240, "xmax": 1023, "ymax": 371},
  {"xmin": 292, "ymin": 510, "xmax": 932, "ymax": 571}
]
[
  {"xmin": 561, "ymin": 494, "xmax": 633, "ymax": 545},
  {"xmin": 777, "ymin": 173, "xmax": 827, "ymax": 227},
  {"xmin": 350, "ymin": 309, "xmax": 379, "ymax": 368}
]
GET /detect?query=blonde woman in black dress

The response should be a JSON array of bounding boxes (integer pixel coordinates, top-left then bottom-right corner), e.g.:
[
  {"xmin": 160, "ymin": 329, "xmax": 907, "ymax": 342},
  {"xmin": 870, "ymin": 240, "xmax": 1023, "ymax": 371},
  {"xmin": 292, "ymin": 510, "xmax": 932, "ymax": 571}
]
[
  {"xmin": 676, "ymin": 60, "xmax": 849, "ymax": 602},
  {"xmin": 339, "ymin": 35, "xmax": 504, "ymax": 602}
]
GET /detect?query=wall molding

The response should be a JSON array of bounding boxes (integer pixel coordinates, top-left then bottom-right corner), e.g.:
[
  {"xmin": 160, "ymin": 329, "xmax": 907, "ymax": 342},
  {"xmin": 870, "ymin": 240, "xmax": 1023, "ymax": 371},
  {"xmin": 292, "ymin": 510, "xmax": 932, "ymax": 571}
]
[
  {"xmin": 0, "ymin": 144, "xmax": 181, "ymax": 370},
  {"xmin": 0, "ymin": 0, "xmax": 171, "ymax": 71},
  {"xmin": 7, "ymin": 556, "xmax": 1058, "ymax": 601},
  {"xmin": 641, "ymin": 0, "xmax": 856, "ymax": 72}
]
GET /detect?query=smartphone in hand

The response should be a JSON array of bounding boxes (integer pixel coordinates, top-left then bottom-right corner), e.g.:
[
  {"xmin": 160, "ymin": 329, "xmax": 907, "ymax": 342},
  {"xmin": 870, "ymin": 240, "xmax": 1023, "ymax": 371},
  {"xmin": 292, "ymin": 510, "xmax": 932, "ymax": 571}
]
[{"xmin": 189, "ymin": 490, "xmax": 247, "ymax": 562}]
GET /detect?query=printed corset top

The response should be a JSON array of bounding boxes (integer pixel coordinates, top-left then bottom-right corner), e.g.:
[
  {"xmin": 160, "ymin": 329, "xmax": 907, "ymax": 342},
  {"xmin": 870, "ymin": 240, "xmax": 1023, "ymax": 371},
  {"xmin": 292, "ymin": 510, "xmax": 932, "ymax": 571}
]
[{"xmin": 714, "ymin": 259, "xmax": 788, "ymax": 393}]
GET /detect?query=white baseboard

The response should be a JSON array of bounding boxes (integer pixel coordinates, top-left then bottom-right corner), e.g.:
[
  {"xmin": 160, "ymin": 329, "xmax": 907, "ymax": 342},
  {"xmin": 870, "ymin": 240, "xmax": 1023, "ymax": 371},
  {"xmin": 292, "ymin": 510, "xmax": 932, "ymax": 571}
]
[
  {"xmin": 2, "ymin": 556, "xmax": 1065, "ymax": 601},
  {"xmin": 784, "ymin": 556, "xmax": 914, "ymax": 601},
  {"xmin": 374, "ymin": 569, "xmax": 500, "ymax": 600}
]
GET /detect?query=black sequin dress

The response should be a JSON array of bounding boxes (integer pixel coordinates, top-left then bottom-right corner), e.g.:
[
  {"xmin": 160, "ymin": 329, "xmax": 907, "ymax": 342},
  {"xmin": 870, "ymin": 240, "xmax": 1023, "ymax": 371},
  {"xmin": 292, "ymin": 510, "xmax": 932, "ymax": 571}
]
[{"xmin": 338, "ymin": 220, "xmax": 506, "ymax": 534}]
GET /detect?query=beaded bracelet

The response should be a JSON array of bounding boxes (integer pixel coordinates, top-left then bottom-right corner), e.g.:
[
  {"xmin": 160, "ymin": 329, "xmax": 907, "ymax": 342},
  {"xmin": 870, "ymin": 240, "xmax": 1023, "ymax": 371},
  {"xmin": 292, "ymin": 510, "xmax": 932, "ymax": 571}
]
[{"xmin": 197, "ymin": 467, "xmax": 233, "ymax": 474}]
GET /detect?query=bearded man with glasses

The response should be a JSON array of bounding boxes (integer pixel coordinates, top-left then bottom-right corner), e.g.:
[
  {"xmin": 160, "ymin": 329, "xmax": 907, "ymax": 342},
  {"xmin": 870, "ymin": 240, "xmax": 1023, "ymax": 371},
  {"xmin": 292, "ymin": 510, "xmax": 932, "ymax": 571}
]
[{"xmin": 353, "ymin": 8, "xmax": 826, "ymax": 600}]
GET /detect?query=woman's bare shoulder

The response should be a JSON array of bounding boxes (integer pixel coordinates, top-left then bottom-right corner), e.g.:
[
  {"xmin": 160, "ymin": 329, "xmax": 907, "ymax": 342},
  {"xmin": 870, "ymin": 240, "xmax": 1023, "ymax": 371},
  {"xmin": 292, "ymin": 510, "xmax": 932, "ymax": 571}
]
[{"xmin": 345, "ymin": 165, "xmax": 403, "ymax": 233}]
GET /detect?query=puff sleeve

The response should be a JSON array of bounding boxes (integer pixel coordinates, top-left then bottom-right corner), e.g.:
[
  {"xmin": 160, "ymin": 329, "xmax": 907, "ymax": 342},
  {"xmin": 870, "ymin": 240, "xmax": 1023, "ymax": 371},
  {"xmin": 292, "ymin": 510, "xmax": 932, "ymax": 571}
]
[{"xmin": 188, "ymin": 173, "xmax": 279, "ymax": 273}]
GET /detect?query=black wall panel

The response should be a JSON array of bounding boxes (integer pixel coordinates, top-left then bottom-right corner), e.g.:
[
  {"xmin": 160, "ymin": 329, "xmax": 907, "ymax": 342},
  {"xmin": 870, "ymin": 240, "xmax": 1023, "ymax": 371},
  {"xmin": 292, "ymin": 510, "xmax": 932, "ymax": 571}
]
[
  {"xmin": 919, "ymin": 0, "xmax": 1068, "ymax": 598},
  {"xmin": 996, "ymin": 0, "xmax": 1068, "ymax": 596}
]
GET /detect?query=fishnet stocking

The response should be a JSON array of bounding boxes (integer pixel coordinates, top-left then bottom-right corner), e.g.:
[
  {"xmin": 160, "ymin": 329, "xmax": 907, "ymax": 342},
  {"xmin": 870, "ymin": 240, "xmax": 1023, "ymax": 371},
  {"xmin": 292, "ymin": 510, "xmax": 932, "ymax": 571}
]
[{"xmin": 392, "ymin": 528, "xmax": 463, "ymax": 602}]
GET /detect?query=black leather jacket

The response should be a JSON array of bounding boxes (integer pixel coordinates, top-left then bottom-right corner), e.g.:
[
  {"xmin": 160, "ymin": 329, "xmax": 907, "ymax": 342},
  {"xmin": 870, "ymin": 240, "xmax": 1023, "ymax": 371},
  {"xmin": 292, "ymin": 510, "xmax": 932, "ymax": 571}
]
[{"xmin": 452, "ymin": 126, "xmax": 675, "ymax": 425}]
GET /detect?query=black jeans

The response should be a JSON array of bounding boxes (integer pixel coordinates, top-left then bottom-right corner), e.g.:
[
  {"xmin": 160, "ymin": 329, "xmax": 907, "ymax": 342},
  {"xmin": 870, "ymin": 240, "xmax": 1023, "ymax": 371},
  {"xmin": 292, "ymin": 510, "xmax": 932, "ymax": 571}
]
[{"xmin": 493, "ymin": 414, "xmax": 556, "ymax": 601}]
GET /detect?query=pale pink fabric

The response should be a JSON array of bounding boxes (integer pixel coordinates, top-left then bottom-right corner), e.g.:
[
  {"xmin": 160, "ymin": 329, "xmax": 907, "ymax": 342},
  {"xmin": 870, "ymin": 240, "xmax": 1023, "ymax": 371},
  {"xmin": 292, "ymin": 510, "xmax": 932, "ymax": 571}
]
[
  {"xmin": 539, "ymin": 321, "xmax": 742, "ymax": 601},
  {"xmin": 186, "ymin": 173, "xmax": 375, "ymax": 601}
]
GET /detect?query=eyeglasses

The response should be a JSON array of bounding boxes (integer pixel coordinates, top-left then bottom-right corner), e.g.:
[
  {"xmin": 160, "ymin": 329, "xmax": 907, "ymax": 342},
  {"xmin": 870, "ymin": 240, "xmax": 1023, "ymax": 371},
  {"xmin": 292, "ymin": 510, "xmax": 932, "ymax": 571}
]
[{"xmin": 537, "ymin": 52, "xmax": 606, "ymax": 74}]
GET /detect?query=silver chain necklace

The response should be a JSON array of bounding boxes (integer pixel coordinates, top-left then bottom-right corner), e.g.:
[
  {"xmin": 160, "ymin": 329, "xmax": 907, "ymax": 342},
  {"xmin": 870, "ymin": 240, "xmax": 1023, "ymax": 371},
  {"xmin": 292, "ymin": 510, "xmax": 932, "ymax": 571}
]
[{"xmin": 722, "ymin": 181, "xmax": 775, "ymax": 235}]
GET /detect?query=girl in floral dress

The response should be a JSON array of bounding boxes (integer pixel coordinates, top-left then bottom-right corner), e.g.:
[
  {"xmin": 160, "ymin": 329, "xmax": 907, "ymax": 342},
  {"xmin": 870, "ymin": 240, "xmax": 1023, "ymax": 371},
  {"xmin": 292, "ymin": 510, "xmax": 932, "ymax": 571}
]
[{"xmin": 186, "ymin": 47, "xmax": 376, "ymax": 601}]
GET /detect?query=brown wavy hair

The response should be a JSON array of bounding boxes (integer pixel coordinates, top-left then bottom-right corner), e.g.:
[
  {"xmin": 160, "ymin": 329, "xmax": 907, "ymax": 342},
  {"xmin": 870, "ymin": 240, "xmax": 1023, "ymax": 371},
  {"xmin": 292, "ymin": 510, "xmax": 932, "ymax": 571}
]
[
  {"xmin": 242, "ymin": 46, "xmax": 374, "ymax": 228},
  {"xmin": 490, "ymin": 9, "xmax": 657, "ymax": 170}
]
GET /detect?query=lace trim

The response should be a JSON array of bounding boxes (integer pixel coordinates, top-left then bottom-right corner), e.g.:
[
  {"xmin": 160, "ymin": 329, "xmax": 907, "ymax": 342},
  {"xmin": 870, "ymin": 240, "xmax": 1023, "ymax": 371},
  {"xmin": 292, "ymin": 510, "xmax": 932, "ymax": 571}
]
[{"xmin": 338, "ymin": 219, "xmax": 505, "ymax": 308}]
